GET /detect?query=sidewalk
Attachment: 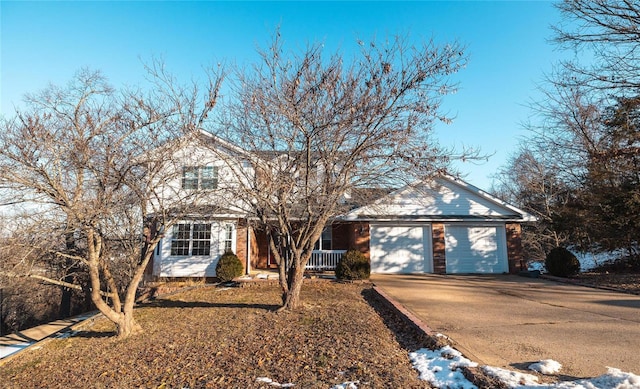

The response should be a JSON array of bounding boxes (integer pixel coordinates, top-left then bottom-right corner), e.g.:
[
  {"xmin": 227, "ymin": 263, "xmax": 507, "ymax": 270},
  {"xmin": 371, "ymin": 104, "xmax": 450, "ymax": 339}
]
[{"xmin": 0, "ymin": 312, "xmax": 97, "ymax": 360}]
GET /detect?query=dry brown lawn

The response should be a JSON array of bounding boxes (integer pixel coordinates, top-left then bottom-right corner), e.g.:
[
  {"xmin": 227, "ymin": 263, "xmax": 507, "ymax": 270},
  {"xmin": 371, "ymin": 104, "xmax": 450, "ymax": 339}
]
[
  {"xmin": 573, "ymin": 271, "xmax": 640, "ymax": 294},
  {"xmin": 0, "ymin": 281, "xmax": 437, "ymax": 388}
]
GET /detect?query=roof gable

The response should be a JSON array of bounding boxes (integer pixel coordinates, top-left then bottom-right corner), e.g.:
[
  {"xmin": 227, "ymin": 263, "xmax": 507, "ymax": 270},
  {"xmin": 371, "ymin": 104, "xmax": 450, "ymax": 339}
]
[{"xmin": 342, "ymin": 176, "xmax": 535, "ymax": 222}]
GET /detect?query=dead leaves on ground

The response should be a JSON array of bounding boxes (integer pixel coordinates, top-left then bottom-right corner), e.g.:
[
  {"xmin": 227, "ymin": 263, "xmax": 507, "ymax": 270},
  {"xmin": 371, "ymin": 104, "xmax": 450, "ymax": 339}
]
[{"xmin": 0, "ymin": 282, "xmax": 431, "ymax": 388}]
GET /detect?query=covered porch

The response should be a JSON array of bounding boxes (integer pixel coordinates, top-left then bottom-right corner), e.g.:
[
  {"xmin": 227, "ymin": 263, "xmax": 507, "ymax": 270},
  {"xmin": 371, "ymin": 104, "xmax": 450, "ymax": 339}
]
[
  {"xmin": 306, "ymin": 250, "xmax": 347, "ymax": 270},
  {"xmin": 247, "ymin": 221, "xmax": 370, "ymax": 272}
]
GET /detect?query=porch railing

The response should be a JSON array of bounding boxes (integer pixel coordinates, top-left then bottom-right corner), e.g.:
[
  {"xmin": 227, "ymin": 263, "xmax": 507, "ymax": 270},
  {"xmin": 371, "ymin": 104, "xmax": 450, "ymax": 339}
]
[{"xmin": 306, "ymin": 250, "xmax": 347, "ymax": 271}]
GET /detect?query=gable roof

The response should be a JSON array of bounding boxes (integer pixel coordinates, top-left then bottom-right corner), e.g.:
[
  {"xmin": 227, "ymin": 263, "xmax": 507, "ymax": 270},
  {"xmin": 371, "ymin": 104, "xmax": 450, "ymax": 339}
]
[{"xmin": 341, "ymin": 175, "xmax": 536, "ymax": 223}]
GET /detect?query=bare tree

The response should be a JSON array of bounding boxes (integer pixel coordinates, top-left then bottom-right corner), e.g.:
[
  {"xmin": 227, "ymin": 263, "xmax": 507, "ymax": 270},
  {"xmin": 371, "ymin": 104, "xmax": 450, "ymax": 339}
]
[
  {"xmin": 0, "ymin": 66, "xmax": 223, "ymax": 338},
  {"xmin": 0, "ymin": 214, "xmax": 79, "ymax": 333},
  {"xmin": 495, "ymin": 1, "xmax": 640, "ymax": 261},
  {"xmin": 493, "ymin": 142, "xmax": 575, "ymax": 261},
  {"xmin": 554, "ymin": 0, "xmax": 640, "ymax": 92},
  {"xmin": 216, "ymin": 32, "xmax": 479, "ymax": 310}
]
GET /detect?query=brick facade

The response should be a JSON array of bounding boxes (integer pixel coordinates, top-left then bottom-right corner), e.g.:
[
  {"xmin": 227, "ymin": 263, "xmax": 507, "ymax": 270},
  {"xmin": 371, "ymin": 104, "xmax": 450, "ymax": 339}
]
[
  {"xmin": 332, "ymin": 223, "xmax": 351, "ymax": 251},
  {"xmin": 247, "ymin": 221, "xmax": 524, "ymax": 275},
  {"xmin": 506, "ymin": 223, "xmax": 523, "ymax": 274},
  {"xmin": 235, "ymin": 220, "xmax": 248, "ymax": 273},
  {"xmin": 249, "ymin": 221, "xmax": 371, "ymax": 270},
  {"xmin": 236, "ymin": 220, "xmax": 265, "ymax": 274},
  {"xmin": 431, "ymin": 223, "xmax": 446, "ymax": 274},
  {"xmin": 348, "ymin": 222, "xmax": 370, "ymax": 258}
]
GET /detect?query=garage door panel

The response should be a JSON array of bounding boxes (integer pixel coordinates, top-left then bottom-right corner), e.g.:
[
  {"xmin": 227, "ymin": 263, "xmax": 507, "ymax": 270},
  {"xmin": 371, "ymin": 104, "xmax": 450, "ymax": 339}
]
[
  {"xmin": 445, "ymin": 225, "xmax": 507, "ymax": 274},
  {"xmin": 370, "ymin": 225, "xmax": 431, "ymax": 274}
]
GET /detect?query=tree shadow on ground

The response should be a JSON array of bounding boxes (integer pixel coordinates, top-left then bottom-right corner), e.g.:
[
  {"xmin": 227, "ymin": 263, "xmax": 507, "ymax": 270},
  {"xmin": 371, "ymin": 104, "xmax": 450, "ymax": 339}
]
[
  {"xmin": 138, "ymin": 298, "xmax": 280, "ymax": 311},
  {"xmin": 593, "ymin": 299, "xmax": 640, "ymax": 308},
  {"xmin": 60, "ymin": 330, "xmax": 115, "ymax": 339},
  {"xmin": 361, "ymin": 287, "xmax": 441, "ymax": 351}
]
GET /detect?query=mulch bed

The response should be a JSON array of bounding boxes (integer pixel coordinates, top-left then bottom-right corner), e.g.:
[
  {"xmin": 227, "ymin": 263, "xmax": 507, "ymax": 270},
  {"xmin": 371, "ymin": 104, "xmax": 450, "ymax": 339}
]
[{"xmin": 0, "ymin": 281, "xmax": 439, "ymax": 388}]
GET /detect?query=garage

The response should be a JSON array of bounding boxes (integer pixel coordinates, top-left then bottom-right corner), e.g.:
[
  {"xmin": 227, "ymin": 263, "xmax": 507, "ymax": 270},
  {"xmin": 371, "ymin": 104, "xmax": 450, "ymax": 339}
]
[
  {"xmin": 370, "ymin": 224, "xmax": 433, "ymax": 273},
  {"xmin": 342, "ymin": 175, "xmax": 535, "ymax": 275},
  {"xmin": 444, "ymin": 224, "xmax": 508, "ymax": 273}
]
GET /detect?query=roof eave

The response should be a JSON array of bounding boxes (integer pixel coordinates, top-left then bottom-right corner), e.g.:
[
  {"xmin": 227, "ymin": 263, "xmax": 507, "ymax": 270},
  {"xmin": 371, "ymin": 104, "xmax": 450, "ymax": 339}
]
[{"xmin": 337, "ymin": 214, "xmax": 534, "ymax": 223}]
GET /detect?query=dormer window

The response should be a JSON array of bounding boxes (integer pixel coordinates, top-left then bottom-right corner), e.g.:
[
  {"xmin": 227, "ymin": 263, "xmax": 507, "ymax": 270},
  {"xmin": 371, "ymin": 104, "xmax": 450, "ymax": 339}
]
[{"xmin": 182, "ymin": 166, "xmax": 218, "ymax": 189}]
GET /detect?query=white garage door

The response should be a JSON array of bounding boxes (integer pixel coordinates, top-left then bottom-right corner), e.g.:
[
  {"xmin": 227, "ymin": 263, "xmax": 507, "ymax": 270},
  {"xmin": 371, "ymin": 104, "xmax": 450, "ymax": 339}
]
[
  {"xmin": 444, "ymin": 224, "xmax": 508, "ymax": 274},
  {"xmin": 370, "ymin": 225, "xmax": 432, "ymax": 273}
]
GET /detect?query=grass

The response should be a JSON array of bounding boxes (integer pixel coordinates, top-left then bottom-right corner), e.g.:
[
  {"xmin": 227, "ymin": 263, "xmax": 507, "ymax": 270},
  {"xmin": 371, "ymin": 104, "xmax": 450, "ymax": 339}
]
[{"xmin": 0, "ymin": 281, "xmax": 436, "ymax": 388}]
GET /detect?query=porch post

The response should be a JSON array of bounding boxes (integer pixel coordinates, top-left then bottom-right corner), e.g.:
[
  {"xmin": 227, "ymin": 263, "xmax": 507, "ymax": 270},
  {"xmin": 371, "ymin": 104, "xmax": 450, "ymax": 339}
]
[{"xmin": 245, "ymin": 219, "xmax": 251, "ymax": 275}]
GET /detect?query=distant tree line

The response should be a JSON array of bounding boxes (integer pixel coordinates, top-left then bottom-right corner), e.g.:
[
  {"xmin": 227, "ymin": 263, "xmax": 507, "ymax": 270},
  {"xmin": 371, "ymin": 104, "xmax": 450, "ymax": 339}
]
[{"xmin": 494, "ymin": 0, "xmax": 640, "ymax": 268}]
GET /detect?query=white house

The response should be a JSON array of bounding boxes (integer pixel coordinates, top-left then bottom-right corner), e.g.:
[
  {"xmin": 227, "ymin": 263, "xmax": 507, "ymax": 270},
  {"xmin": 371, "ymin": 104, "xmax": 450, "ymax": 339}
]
[{"xmin": 148, "ymin": 131, "xmax": 535, "ymax": 278}]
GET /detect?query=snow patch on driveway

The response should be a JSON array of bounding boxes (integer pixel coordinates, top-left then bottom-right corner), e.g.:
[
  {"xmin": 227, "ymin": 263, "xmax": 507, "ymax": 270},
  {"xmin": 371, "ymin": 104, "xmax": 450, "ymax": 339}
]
[{"xmin": 529, "ymin": 359, "xmax": 563, "ymax": 375}]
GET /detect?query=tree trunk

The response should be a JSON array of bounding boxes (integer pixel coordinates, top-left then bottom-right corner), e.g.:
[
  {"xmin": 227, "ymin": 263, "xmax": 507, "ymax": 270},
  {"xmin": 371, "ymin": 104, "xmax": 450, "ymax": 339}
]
[
  {"xmin": 58, "ymin": 284, "xmax": 72, "ymax": 318},
  {"xmin": 59, "ymin": 232, "xmax": 77, "ymax": 318},
  {"xmin": 280, "ymin": 265, "xmax": 305, "ymax": 310},
  {"xmin": 116, "ymin": 312, "xmax": 142, "ymax": 339}
]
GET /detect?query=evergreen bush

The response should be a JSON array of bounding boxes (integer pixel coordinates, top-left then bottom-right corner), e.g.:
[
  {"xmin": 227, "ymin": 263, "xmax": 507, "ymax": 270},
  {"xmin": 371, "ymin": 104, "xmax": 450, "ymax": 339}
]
[
  {"xmin": 545, "ymin": 247, "xmax": 580, "ymax": 277},
  {"xmin": 335, "ymin": 250, "xmax": 370, "ymax": 280},
  {"xmin": 215, "ymin": 251, "xmax": 243, "ymax": 282}
]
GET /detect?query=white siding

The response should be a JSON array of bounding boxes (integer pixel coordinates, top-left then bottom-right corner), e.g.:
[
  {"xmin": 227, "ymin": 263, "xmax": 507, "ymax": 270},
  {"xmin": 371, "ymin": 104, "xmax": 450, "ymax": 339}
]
[
  {"xmin": 345, "ymin": 177, "xmax": 522, "ymax": 219},
  {"xmin": 370, "ymin": 224, "xmax": 432, "ymax": 273},
  {"xmin": 155, "ymin": 221, "xmax": 236, "ymax": 277},
  {"xmin": 444, "ymin": 224, "xmax": 508, "ymax": 274},
  {"xmin": 148, "ymin": 138, "xmax": 254, "ymax": 216}
]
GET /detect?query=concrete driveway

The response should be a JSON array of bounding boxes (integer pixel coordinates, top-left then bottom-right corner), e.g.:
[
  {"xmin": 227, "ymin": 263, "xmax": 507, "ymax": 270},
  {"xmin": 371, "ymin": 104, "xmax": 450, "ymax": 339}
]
[{"xmin": 371, "ymin": 274, "xmax": 640, "ymax": 379}]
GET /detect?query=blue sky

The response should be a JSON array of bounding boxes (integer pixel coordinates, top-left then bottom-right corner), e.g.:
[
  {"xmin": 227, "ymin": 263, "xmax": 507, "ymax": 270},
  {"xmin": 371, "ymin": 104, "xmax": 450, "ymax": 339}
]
[{"xmin": 1, "ymin": 1, "xmax": 566, "ymax": 190}]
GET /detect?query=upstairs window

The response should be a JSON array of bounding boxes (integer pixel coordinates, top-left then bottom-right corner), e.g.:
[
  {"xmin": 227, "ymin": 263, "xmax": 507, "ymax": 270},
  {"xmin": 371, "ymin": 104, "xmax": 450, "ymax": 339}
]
[
  {"xmin": 171, "ymin": 223, "xmax": 212, "ymax": 256},
  {"xmin": 182, "ymin": 166, "xmax": 218, "ymax": 190}
]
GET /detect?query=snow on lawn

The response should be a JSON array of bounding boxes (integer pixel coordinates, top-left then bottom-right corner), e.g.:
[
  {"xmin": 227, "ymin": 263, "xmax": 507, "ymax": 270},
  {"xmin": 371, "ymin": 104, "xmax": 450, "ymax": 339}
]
[
  {"xmin": 483, "ymin": 365, "xmax": 540, "ymax": 387},
  {"xmin": 573, "ymin": 250, "xmax": 626, "ymax": 272},
  {"xmin": 257, "ymin": 377, "xmax": 359, "ymax": 388},
  {"xmin": 409, "ymin": 346, "xmax": 478, "ymax": 389},
  {"xmin": 484, "ymin": 365, "xmax": 640, "ymax": 389},
  {"xmin": 330, "ymin": 381, "xmax": 359, "ymax": 389},
  {"xmin": 410, "ymin": 345, "xmax": 640, "ymax": 389},
  {"xmin": 529, "ymin": 249, "xmax": 628, "ymax": 273},
  {"xmin": 256, "ymin": 377, "xmax": 294, "ymax": 387}
]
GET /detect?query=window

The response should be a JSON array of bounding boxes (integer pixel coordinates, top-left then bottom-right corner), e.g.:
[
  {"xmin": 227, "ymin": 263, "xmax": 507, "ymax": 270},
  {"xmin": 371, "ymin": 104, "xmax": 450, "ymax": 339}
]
[
  {"xmin": 200, "ymin": 166, "xmax": 217, "ymax": 189},
  {"xmin": 314, "ymin": 227, "xmax": 332, "ymax": 250},
  {"xmin": 171, "ymin": 223, "xmax": 212, "ymax": 256},
  {"xmin": 223, "ymin": 224, "xmax": 234, "ymax": 253},
  {"xmin": 192, "ymin": 223, "xmax": 212, "ymax": 255},
  {"xmin": 182, "ymin": 166, "xmax": 218, "ymax": 190},
  {"xmin": 171, "ymin": 224, "xmax": 191, "ymax": 256}
]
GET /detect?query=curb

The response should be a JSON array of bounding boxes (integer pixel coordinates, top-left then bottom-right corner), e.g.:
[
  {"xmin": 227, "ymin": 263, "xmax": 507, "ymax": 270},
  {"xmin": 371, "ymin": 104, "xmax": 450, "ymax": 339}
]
[
  {"xmin": 371, "ymin": 285, "xmax": 435, "ymax": 337},
  {"xmin": 370, "ymin": 282, "xmax": 522, "ymax": 388},
  {"xmin": 370, "ymin": 283, "xmax": 488, "ymax": 366}
]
